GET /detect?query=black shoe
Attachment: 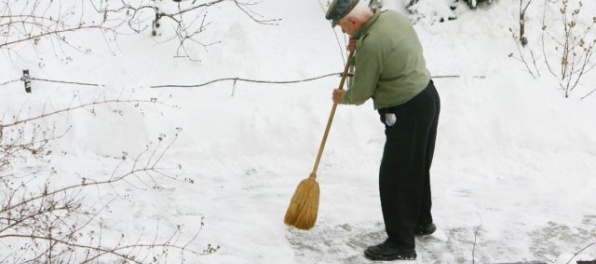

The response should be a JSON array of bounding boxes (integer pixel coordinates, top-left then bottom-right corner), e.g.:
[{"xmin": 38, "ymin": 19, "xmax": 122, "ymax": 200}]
[
  {"xmin": 364, "ymin": 240, "xmax": 417, "ymax": 261},
  {"xmin": 414, "ymin": 223, "xmax": 436, "ymax": 236}
]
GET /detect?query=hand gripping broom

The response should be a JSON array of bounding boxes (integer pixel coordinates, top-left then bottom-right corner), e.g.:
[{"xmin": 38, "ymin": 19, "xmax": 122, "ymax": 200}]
[{"xmin": 284, "ymin": 51, "xmax": 355, "ymax": 230}]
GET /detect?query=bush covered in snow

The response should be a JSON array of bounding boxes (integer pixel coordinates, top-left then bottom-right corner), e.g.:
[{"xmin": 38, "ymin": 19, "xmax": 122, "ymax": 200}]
[{"xmin": 407, "ymin": 0, "xmax": 494, "ymax": 10}]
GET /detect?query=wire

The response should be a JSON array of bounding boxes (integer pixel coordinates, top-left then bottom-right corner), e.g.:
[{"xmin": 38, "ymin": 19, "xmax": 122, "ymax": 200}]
[
  {"xmin": 30, "ymin": 77, "xmax": 103, "ymax": 87},
  {"xmin": 150, "ymin": 73, "xmax": 344, "ymax": 88},
  {"xmin": 2, "ymin": 73, "xmax": 479, "ymax": 91},
  {"xmin": 0, "ymin": 79, "xmax": 20, "ymax": 87},
  {"xmin": 1, "ymin": 77, "xmax": 103, "ymax": 88}
]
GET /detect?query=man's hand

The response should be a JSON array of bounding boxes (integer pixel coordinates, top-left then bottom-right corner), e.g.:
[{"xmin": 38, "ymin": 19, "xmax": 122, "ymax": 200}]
[
  {"xmin": 347, "ymin": 37, "xmax": 357, "ymax": 52},
  {"xmin": 332, "ymin": 89, "xmax": 344, "ymax": 104}
]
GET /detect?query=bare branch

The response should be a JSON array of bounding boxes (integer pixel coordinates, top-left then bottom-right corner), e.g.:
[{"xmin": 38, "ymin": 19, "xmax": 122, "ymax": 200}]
[
  {"xmin": 1, "ymin": 92, "xmax": 202, "ymax": 262},
  {"xmin": 514, "ymin": 0, "xmax": 595, "ymax": 97}
]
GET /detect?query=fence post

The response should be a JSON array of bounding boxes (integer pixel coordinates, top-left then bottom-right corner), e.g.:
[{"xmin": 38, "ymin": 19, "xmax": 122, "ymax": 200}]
[{"xmin": 22, "ymin": 69, "xmax": 31, "ymax": 93}]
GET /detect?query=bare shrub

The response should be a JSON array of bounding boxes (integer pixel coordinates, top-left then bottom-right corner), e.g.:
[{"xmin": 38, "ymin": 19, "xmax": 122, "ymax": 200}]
[
  {"xmin": 0, "ymin": 0, "xmax": 279, "ymax": 62},
  {"xmin": 510, "ymin": 0, "xmax": 596, "ymax": 98},
  {"xmin": 0, "ymin": 94, "xmax": 209, "ymax": 263},
  {"xmin": 543, "ymin": 0, "xmax": 596, "ymax": 97},
  {"xmin": 0, "ymin": 0, "xmax": 120, "ymax": 66},
  {"xmin": 406, "ymin": 0, "xmax": 494, "ymax": 10},
  {"xmin": 93, "ymin": 0, "xmax": 279, "ymax": 60}
]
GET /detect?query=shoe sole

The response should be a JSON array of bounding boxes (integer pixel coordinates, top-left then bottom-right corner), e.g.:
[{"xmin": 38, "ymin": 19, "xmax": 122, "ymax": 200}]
[
  {"xmin": 414, "ymin": 225, "xmax": 437, "ymax": 236},
  {"xmin": 414, "ymin": 230, "xmax": 435, "ymax": 236},
  {"xmin": 364, "ymin": 250, "xmax": 417, "ymax": 261}
]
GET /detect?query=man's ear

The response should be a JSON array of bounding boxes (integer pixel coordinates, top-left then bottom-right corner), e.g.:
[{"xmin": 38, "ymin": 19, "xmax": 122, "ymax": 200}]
[{"xmin": 348, "ymin": 17, "xmax": 358, "ymax": 25}]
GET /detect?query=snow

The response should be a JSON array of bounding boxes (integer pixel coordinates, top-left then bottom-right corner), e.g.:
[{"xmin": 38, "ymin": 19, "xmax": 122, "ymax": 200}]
[{"xmin": 1, "ymin": 0, "xmax": 595, "ymax": 263}]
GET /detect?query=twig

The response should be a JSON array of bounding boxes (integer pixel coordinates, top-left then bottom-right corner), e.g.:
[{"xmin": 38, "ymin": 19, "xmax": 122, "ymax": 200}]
[
  {"xmin": 472, "ymin": 214, "xmax": 483, "ymax": 264},
  {"xmin": 312, "ymin": 0, "xmax": 347, "ymax": 65},
  {"xmin": 566, "ymin": 241, "xmax": 596, "ymax": 264},
  {"xmin": 510, "ymin": 29, "xmax": 539, "ymax": 78},
  {"xmin": 0, "ymin": 25, "xmax": 107, "ymax": 49},
  {"xmin": 581, "ymin": 88, "xmax": 596, "ymax": 100},
  {"xmin": 519, "ymin": 0, "xmax": 532, "ymax": 46},
  {"xmin": 2, "ymin": 98, "xmax": 161, "ymax": 128}
]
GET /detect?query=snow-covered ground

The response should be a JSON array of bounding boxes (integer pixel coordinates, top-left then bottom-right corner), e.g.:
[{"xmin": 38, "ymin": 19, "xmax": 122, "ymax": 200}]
[{"xmin": 1, "ymin": 0, "xmax": 595, "ymax": 263}]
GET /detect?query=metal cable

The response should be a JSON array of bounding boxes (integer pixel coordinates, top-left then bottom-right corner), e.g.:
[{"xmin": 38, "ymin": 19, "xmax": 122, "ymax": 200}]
[
  {"xmin": 150, "ymin": 72, "xmax": 344, "ymax": 88},
  {"xmin": 0, "ymin": 79, "xmax": 20, "ymax": 87},
  {"xmin": 30, "ymin": 77, "xmax": 103, "ymax": 87},
  {"xmin": 2, "ymin": 73, "xmax": 479, "ymax": 91}
]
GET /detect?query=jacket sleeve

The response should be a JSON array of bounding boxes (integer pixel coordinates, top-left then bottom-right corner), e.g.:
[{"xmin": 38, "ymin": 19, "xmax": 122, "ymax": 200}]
[{"xmin": 340, "ymin": 36, "xmax": 382, "ymax": 105}]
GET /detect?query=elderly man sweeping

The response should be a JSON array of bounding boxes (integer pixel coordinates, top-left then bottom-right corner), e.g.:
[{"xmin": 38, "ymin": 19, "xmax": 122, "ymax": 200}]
[{"xmin": 326, "ymin": 0, "xmax": 441, "ymax": 261}]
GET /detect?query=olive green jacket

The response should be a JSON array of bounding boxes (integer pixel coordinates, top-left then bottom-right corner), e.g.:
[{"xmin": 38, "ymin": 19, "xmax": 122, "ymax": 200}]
[{"xmin": 341, "ymin": 10, "xmax": 430, "ymax": 109}]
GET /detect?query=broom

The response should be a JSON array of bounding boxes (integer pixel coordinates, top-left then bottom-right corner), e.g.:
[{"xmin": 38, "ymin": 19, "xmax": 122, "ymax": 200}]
[{"xmin": 284, "ymin": 51, "xmax": 355, "ymax": 230}]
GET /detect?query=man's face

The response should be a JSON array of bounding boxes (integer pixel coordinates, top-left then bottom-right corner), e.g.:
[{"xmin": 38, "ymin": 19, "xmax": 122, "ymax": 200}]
[{"xmin": 337, "ymin": 18, "xmax": 357, "ymax": 36}]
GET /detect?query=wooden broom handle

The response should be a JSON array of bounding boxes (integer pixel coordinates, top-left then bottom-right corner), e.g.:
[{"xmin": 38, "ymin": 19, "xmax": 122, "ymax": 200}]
[{"xmin": 310, "ymin": 51, "xmax": 355, "ymax": 179}]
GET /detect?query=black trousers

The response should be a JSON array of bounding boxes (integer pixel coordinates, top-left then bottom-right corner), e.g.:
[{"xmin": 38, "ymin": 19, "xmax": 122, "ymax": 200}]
[{"xmin": 377, "ymin": 80, "xmax": 440, "ymax": 250}]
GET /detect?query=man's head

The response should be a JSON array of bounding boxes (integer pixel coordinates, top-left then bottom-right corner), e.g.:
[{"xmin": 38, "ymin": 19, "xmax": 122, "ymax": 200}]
[{"xmin": 325, "ymin": 0, "xmax": 374, "ymax": 36}]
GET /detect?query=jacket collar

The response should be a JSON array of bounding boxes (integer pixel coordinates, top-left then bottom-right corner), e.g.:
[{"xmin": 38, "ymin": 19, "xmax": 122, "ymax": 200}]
[{"xmin": 354, "ymin": 10, "xmax": 382, "ymax": 39}]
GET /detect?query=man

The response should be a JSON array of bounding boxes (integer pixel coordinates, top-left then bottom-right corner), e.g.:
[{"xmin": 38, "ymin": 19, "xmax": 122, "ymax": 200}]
[{"xmin": 325, "ymin": 0, "xmax": 441, "ymax": 261}]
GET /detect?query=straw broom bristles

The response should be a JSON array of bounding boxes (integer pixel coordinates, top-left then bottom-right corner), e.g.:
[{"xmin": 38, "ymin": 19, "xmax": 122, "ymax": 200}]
[
  {"xmin": 284, "ymin": 173, "xmax": 319, "ymax": 230},
  {"xmin": 284, "ymin": 51, "xmax": 353, "ymax": 230}
]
